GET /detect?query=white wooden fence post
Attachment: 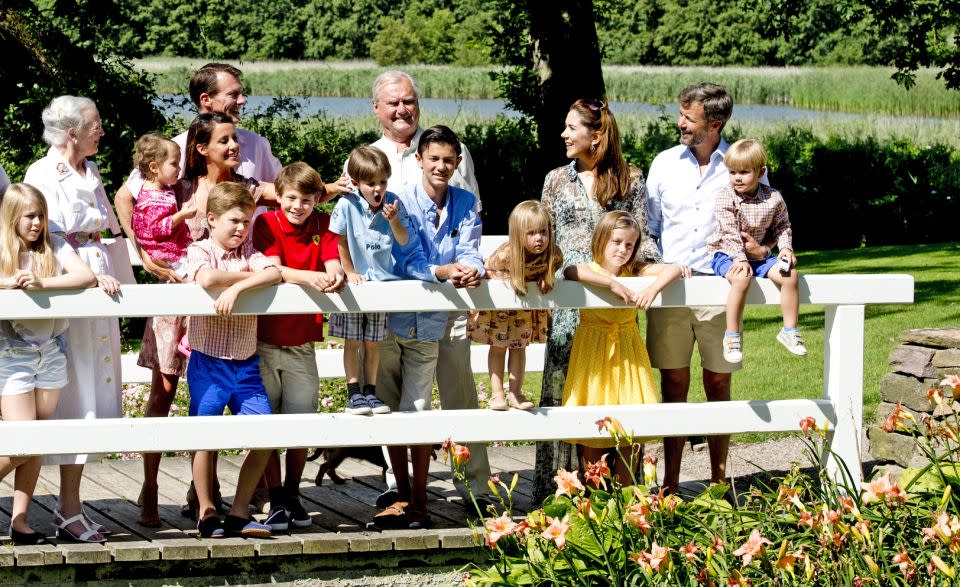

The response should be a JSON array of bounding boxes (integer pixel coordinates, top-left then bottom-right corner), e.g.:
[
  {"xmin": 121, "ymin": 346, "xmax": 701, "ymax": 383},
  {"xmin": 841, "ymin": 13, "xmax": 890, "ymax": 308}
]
[{"xmin": 822, "ymin": 304, "xmax": 865, "ymax": 489}]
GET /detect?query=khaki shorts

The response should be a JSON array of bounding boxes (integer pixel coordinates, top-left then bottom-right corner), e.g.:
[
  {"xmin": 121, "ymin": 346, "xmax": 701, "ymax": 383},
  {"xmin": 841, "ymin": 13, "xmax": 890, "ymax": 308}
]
[
  {"xmin": 646, "ymin": 307, "xmax": 742, "ymax": 374},
  {"xmin": 376, "ymin": 332, "xmax": 439, "ymax": 412},
  {"xmin": 256, "ymin": 342, "xmax": 320, "ymax": 414}
]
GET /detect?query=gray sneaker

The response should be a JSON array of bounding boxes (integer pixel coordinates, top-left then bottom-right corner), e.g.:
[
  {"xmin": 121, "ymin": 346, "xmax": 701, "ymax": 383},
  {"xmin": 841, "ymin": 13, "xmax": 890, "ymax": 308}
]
[{"xmin": 777, "ymin": 329, "xmax": 808, "ymax": 356}]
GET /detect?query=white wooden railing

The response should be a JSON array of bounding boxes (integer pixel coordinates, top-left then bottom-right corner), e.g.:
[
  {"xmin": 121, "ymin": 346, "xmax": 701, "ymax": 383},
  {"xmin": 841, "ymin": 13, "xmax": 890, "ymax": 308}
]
[{"xmin": 0, "ymin": 238, "xmax": 914, "ymax": 488}]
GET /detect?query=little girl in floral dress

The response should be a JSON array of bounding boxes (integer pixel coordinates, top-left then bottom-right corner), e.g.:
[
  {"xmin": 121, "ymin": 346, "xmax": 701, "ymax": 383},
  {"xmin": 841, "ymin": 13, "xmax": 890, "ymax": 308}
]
[{"xmin": 469, "ymin": 200, "xmax": 562, "ymax": 410}]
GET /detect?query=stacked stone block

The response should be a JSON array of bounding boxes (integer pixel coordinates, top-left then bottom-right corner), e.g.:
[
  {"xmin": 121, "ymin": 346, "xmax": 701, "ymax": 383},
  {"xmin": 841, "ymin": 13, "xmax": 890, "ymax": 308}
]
[{"xmin": 867, "ymin": 328, "xmax": 960, "ymax": 473}]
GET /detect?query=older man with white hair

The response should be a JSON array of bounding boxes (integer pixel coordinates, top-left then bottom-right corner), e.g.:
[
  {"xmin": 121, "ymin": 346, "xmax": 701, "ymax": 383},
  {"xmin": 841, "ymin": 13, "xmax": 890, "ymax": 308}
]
[{"xmin": 368, "ymin": 70, "xmax": 481, "ymax": 209}]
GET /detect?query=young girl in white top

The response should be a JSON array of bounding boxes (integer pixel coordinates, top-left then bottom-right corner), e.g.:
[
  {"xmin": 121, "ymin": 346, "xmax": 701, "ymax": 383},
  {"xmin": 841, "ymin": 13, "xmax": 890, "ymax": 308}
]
[
  {"xmin": 131, "ymin": 133, "xmax": 196, "ymax": 277},
  {"xmin": 0, "ymin": 184, "xmax": 96, "ymax": 544},
  {"xmin": 469, "ymin": 201, "xmax": 563, "ymax": 411}
]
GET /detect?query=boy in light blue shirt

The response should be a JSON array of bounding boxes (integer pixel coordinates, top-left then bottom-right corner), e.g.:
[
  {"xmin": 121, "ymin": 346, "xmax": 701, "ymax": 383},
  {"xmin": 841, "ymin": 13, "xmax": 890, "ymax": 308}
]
[{"xmin": 329, "ymin": 145, "xmax": 419, "ymax": 415}]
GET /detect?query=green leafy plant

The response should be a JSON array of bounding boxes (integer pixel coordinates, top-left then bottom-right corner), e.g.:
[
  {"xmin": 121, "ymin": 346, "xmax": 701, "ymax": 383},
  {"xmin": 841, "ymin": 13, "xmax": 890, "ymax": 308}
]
[{"xmin": 456, "ymin": 376, "xmax": 960, "ymax": 585}]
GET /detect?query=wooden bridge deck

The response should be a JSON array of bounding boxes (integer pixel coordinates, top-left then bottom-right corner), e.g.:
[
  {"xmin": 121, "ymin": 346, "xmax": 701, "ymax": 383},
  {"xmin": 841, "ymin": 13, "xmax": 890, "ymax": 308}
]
[{"xmin": 0, "ymin": 446, "xmax": 539, "ymax": 574}]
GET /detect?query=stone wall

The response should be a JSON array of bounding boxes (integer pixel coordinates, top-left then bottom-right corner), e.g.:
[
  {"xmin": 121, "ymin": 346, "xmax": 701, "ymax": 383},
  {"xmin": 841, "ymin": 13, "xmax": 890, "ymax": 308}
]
[{"xmin": 867, "ymin": 328, "xmax": 960, "ymax": 474}]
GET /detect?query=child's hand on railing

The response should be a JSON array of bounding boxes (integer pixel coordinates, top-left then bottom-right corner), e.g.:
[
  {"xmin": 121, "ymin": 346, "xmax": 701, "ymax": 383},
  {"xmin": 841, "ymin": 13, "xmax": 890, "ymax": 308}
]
[
  {"xmin": 214, "ymin": 284, "xmax": 241, "ymax": 316},
  {"xmin": 96, "ymin": 274, "xmax": 122, "ymax": 295},
  {"xmin": 346, "ymin": 272, "xmax": 366, "ymax": 286},
  {"xmin": 608, "ymin": 280, "xmax": 637, "ymax": 305},
  {"xmin": 635, "ymin": 285, "xmax": 659, "ymax": 311},
  {"xmin": 312, "ymin": 270, "xmax": 345, "ymax": 293}
]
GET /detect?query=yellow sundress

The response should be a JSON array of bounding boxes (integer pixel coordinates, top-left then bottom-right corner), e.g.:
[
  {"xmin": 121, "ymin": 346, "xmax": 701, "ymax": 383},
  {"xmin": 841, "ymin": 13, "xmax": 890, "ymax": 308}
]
[{"xmin": 561, "ymin": 262, "xmax": 660, "ymax": 448}]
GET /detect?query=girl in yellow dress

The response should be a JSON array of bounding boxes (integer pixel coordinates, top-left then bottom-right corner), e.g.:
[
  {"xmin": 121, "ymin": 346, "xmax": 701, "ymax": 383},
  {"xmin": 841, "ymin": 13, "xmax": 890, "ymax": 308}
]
[
  {"xmin": 562, "ymin": 210, "xmax": 689, "ymax": 481},
  {"xmin": 469, "ymin": 201, "xmax": 563, "ymax": 410}
]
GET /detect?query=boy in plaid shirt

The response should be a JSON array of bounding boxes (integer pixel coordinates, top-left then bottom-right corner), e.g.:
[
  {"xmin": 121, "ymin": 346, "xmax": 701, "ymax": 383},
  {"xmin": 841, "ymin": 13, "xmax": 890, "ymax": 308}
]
[
  {"xmin": 707, "ymin": 139, "xmax": 806, "ymax": 364},
  {"xmin": 186, "ymin": 182, "xmax": 282, "ymax": 538}
]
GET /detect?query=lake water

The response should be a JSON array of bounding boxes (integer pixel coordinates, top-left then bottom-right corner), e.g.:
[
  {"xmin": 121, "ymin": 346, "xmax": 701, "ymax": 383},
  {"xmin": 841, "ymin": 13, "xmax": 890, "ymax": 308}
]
[{"xmin": 156, "ymin": 95, "xmax": 946, "ymax": 126}]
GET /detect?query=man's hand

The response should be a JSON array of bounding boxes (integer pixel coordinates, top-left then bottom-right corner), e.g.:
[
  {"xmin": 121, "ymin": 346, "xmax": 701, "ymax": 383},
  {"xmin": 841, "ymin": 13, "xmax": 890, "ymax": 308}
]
[
  {"xmin": 448, "ymin": 263, "xmax": 481, "ymax": 288},
  {"xmin": 741, "ymin": 231, "xmax": 769, "ymax": 261}
]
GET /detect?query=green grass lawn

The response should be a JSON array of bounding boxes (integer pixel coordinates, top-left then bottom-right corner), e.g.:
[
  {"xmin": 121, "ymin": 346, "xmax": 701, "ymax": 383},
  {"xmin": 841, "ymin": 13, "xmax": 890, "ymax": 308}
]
[{"xmin": 481, "ymin": 242, "xmax": 959, "ymax": 443}]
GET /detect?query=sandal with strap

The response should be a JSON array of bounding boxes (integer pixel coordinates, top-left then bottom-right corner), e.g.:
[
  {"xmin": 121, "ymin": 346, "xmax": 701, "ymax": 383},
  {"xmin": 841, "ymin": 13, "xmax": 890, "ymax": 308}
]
[
  {"xmin": 53, "ymin": 507, "xmax": 111, "ymax": 537},
  {"xmin": 506, "ymin": 392, "xmax": 534, "ymax": 411},
  {"xmin": 54, "ymin": 512, "xmax": 106, "ymax": 543},
  {"xmin": 488, "ymin": 392, "xmax": 508, "ymax": 411},
  {"xmin": 372, "ymin": 501, "xmax": 409, "ymax": 530}
]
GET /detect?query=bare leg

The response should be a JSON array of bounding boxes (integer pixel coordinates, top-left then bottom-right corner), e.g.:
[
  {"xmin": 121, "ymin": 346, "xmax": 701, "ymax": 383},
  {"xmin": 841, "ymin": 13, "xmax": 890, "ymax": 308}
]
[
  {"xmin": 59, "ymin": 463, "xmax": 100, "ymax": 539},
  {"xmin": 506, "ymin": 348, "xmax": 531, "ymax": 404},
  {"xmin": 362, "ymin": 341, "xmax": 380, "ymax": 386},
  {"xmin": 703, "ymin": 369, "xmax": 732, "ymax": 485},
  {"xmin": 344, "ymin": 339, "xmax": 362, "ymax": 384},
  {"xmin": 487, "ymin": 346, "xmax": 507, "ymax": 407},
  {"xmin": 409, "ymin": 445, "xmax": 431, "ymax": 512},
  {"xmin": 724, "ymin": 272, "xmax": 751, "ymax": 333},
  {"xmin": 229, "ymin": 449, "xmax": 272, "ymax": 517},
  {"xmin": 387, "ymin": 446, "xmax": 411, "ymax": 503},
  {"xmin": 264, "ymin": 450, "xmax": 282, "ymax": 489},
  {"xmin": 768, "ymin": 268, "xmax": 799, "ymax": 328},
  {"xmin": 192, "ymin": 451, "xmax": 217, "ymax": 521},
  {"xmin": 140, "ymin": 370, "xmax": 178, "ymax": 526},
  {"xmin": 660, "ymin": 367, "xmax": 691, "ymax": 494},
  {"xmin": 2, "ymin": 392, "xmax": 45, "ymax": 534}
]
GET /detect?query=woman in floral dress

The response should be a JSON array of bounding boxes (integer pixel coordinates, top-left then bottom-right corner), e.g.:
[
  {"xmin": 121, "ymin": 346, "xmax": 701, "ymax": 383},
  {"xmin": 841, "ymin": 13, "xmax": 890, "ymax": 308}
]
[{"xmin": 533, "ymin": 99, "xmax": 660, "ymax": 501}]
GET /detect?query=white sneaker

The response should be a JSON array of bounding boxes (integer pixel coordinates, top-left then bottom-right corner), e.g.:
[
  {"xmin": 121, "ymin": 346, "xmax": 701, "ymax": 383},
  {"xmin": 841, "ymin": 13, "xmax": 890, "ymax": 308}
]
[
  {"xmin": 722, "ymin": 333, "xmax": 743, "ymax": 363},
  {"xmin": 777, "ymin": 329, "xmax": 808, "ymax": 356}
]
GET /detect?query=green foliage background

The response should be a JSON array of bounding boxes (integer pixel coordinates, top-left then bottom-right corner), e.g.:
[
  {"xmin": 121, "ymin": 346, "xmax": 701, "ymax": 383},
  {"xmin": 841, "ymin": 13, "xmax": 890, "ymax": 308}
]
[{"xmin": 29, "ymin": 0, "xmax": 949, "ymax": 69}]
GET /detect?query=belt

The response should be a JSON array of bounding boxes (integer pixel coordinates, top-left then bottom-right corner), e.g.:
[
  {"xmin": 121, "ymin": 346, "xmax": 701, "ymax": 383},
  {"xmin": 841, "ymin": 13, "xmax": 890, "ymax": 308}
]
[{"xmin": 64, "ymin": 231, "xmax": 101, "ymax": 247}]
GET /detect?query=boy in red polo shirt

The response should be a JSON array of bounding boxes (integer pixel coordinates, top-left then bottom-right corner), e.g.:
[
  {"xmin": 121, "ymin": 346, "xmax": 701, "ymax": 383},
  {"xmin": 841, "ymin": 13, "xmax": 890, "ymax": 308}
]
[{"xmin": 252, "ymin": 162, "xmax": 343, "ymax": 531}]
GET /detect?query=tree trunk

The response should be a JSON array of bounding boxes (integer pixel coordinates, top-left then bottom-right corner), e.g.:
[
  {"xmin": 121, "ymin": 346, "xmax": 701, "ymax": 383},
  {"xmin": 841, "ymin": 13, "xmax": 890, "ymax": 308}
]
[{"xmin": 528, "ymin": 0, "xmax": 606, "ymax": 169}]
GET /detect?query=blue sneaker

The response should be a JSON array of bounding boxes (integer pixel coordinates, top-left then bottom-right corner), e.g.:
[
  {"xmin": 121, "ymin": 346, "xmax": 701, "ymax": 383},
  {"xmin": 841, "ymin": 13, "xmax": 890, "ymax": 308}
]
[
  {"xmin": 345, "ymin": 394, "xmax": 372, "ymax": 415},
  {"xmin": 224, "ymin": 515, "xmax": 271, "ymax": 538},
  {"xmin": 366, "ymin": 394, "xmax": 391, "ymax": 414}
]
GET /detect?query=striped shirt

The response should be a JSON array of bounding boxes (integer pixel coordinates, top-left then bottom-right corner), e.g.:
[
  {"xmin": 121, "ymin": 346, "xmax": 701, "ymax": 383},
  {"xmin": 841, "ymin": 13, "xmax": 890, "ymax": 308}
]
[
  {"xmin": 187, "ymin": 239, "xmax": 277, "ymax": 360},
  {"xmin": 707, "ymin": 183, "xmax": 793, "ymax": 262}
]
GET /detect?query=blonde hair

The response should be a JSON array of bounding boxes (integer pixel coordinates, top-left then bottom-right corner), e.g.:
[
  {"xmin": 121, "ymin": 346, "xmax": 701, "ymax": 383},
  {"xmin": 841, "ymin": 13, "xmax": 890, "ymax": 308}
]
[
  {"xmin": 505, "ymin": 201, "xmax": 556, "ymax": 296},
  {"xmin": 591, "ymin": 211, "xmax": 642, "ymax": 274},
  {"xmin": 346, "ymin": 146, "xmax": 391, "ymax": 184},
  {"xmin": 0, "ymin": 184, "xmax": 57, "ymax": 278},
  {"xmin": 207, "ymin": 182, "xmax": 255, "ymax": 216},
  {"xmin": 133, "ymin": 133, "xmax": 177, "ymax": 181},
  {"xmin": 724, "ymin": 139, "xmax": 767, "ymax": 172},
  {"xmin": 276, "ymin": 162, "xmax": 326, "ymax": 200}
]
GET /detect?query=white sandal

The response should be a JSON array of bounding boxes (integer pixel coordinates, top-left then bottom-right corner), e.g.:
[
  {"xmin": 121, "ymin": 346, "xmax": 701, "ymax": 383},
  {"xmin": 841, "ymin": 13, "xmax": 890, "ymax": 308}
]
[
  {"xmin": 54, "ymin": 507, "xmax": 111, "ymax": 536},
  {"xmin": 53, "ymin": 511, "xmax": 106, "ymax": 543}
]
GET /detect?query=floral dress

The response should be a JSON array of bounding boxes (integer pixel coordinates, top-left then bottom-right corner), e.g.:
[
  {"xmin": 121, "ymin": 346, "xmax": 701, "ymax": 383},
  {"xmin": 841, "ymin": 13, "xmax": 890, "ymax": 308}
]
[
  {"xmin": 533, "ymin": 161, "xmax": 660, "ymax": 501},
  {"xmin": 468, "ymin": 242, "xmax": 563, "ymax": 349}
]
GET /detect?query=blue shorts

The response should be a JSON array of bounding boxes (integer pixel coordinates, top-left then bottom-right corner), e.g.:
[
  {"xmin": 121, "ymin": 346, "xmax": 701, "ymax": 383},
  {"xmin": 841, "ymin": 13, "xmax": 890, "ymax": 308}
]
[
  {"xmin": 711, "ymin": 252, "xmax": 778, "ymax": 278},
  {"xmin": 186, "ymin": 351, "xmax": 272, "ymax": 417}
]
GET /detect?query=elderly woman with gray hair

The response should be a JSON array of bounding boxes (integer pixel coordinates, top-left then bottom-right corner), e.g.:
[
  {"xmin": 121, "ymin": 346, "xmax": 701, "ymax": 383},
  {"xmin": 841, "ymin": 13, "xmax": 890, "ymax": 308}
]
[{"xmin": 23, "ymin": 95, "xmax": 131, "ymax": 543}]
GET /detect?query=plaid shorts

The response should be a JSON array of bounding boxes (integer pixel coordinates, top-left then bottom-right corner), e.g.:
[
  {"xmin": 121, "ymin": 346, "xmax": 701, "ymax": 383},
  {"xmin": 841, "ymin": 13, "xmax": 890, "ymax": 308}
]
[{"xmin": 329, "ymin": 312, "xmax": 387, "ymax": 342}]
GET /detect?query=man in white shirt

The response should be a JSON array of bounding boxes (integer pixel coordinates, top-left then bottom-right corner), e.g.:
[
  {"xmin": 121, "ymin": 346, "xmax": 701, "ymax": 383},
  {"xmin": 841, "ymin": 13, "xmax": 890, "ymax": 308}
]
[
  {"xmin": 367, "ymin": 71, "xmax": 481, "ymax": 210},
  {"xmin": 646, "ymin": 83, "xmax": 770, "ymax": 495},
  {"xmin": 114, "ymin": 63, "xmax": 283, "ymax": 282}
]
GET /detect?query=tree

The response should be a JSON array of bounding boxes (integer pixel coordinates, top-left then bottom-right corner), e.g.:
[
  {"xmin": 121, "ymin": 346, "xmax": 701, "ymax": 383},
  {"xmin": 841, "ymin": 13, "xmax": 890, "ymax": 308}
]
[
  {"xmin": 0, "ymin": 0, "xmax": 164, "ymax": 187},
  {"xmin": 863, "ymin": 0, "xmax": 960, "ymax": 89},
  {"xmin": 487, "ymin": 0, "xmax": 606, "ymax": 171}
]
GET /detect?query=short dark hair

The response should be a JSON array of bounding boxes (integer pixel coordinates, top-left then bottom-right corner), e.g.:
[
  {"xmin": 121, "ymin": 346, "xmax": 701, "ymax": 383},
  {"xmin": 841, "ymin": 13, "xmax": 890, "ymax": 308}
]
[
  {"xmin": 416, "ymin": 125, "xmax": 462, "ymax": 156},
  {"xmin": 678, "ymin": 83, "xmax": 733, "ymax": 129},
  {"xmin": 189, "ymin": 63, "xmax": 243, "ymax": 107}
]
